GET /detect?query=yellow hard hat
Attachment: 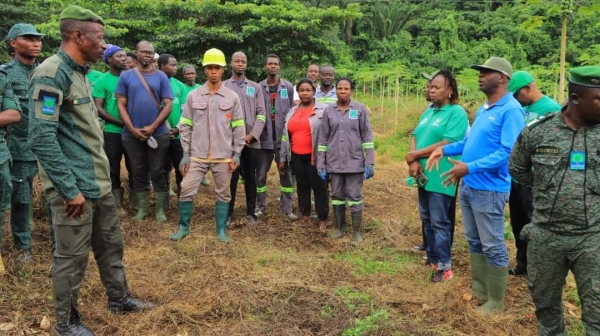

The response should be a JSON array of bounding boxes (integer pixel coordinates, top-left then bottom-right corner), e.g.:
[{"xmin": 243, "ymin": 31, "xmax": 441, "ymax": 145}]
[{"xmin": 202, "ymin": 48, "xmax": 226, "ymax": 67}]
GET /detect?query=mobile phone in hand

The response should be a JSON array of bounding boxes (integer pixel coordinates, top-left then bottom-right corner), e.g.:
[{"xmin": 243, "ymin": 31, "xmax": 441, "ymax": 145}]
[{"xmin": 416, "ymin": 172, "xmax": 428, "ymax": 187}]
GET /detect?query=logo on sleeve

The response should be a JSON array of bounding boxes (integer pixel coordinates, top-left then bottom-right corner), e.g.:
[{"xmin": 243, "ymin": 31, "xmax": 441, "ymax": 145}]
[
  {"xmin": 349, "ymin": 110, "xmax": 358, "ymax": 120},
  {"xmin": 246, "ymin": 86, "xmax": 255, "ymax": 97},
  {"xmin": 280, "ymin": 88, "xmax": 288, "ymax": 99},
  {"xmin": 42, "ymin": 96, "xmax": 57, "ymax": 115}
]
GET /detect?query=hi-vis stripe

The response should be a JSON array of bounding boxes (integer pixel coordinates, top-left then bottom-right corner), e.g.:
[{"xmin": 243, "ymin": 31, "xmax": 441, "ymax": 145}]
[
  {"xmin": 231, "ymin": 119, "xmax": 244, "ymax": 128},
  {"xmin": 256, "ymin": 115, "xmax": 266, "ymax": 122},
  {"xmin": 318, "ymin": 145, "xmax": 328, "ymax": 152},
  {"xmin": 281, "ymin": 186, "xmax": 294, "ymax": 193},
  {"xmin": 181, "ymin": 117, "xmax": 193, "ymax": 126},
  {"xmin": 348, "ymin": 200, "xmax": 363, "ymax": 206},
  {"xmin": 256, "ymin": 186, "xmax": 267, "ymax": 193},
  {"xmin": 281, "ymin": 135, "xmax": 287, "ymax": 142},
  {"xmin": 362, "ymin": 142, "xmax": 374, "ymax": 149},
  {"xmin": 316, "ymin": 97, "xmax": 338, "ymax": 104},
  {"xmin": 332, "ymin": 199, "xmax": 346, "ymax": 205}
]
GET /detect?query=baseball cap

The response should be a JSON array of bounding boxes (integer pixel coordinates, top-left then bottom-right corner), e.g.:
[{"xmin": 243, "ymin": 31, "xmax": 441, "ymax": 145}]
[
  {"xmin": 471, "ymin": 57, "xmax": 513, "ymax": 78},
  {"xmin": 508, "ymin": 71, "xmax": 535, "ymax": 93},
  {"xmin": 8, "ymin": 23, "xmax": 44, "ymax": 40}
]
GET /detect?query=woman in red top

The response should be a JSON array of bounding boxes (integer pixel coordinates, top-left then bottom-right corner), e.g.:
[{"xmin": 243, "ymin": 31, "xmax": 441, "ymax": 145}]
[{"xmin": 279, "ymin": 78, "xmax": 329, "ymax": 230}]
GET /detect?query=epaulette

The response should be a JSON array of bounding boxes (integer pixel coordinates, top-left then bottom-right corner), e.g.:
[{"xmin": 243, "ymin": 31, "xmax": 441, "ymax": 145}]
[{"xmin": 526, "ymin": 112, "xmax": 556, "ymax": 131}]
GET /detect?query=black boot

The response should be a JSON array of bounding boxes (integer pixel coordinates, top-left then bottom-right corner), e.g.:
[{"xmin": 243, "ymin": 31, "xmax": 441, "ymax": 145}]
[
  {"xmin": 351, "ymin": 211, "xmax": 363, "ymax": 242},
  {"xmin": 108, "ymin": 295, "xmax": 156, "ymax": 314},
  {"xmin": 52, "ymin": 310, "xmax": 93, "ymax": 336},
  {"xmin": 330, "ymin": 204, "xmax": 346, "ymax": 239}
]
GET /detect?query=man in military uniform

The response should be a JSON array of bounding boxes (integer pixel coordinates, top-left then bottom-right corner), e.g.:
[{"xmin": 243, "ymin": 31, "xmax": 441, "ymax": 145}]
[
  {"xmin": 3, "ymin": 23, "xmax": 45, "ymax": 263},
  {"xmin": 28, "ymin": 6, "xmax": 155, "ymax": 335},
  {"xmin": 510, "ymin": 66, "xmax": 600, "ymax": 336},
  {"xmin": 506, "ymin": 71, "xmax": 562, "ymax": 276},
  {"xmin": 0, "ymin": 68, "xmax": 22, "ymax": 256}
]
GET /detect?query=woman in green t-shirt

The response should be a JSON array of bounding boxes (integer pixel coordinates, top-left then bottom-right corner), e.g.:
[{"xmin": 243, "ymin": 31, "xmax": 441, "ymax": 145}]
[{"xmin": 405, "ymin": 70, "xmax": 469, "ymax": 283}]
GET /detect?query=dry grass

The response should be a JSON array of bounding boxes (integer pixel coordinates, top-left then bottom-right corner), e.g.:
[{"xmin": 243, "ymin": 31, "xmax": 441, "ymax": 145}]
[{"xmin": 0, "ymin": 98, "xmax": 584, "ymax": 336}]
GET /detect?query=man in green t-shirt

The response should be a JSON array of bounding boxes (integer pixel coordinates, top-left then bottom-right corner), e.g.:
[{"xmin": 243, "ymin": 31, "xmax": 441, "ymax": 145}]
[
  {"xmin": 506, "ymin": 70, "xmax": 562, "ymax": 276},
  {"xmin": 87, "ymin": 68, "xmax": 103, "ymax": 90},
  {"xmin": 182, "ymin": 64, "xmax": 201, "ymax": 95},
  {"xmin": 93, "ymin": 44, "xmax": 130, "ymax": 215}
]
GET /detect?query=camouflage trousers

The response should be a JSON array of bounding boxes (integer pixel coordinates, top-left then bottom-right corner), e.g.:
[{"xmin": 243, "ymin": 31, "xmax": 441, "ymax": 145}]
[
  {"xmin": 521, "ymin": 224, "xmax": 600, "ymax": 336},
  {"xmin": 7, "ymin": 161, "xmax": 37, "ymax": 251},
  {"xmin": 49, "ymin": 192, "xmax": 129, "ymax": 324},
  {"xmin": 0, "ymin": 160, "xmax": 12, "ymax": 252}
]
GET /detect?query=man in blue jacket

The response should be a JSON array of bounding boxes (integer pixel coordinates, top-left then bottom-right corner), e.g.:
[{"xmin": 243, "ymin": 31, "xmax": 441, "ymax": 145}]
[{"xmin": 426, "ymin": 57, "xmax": 525, "ymax": 315}]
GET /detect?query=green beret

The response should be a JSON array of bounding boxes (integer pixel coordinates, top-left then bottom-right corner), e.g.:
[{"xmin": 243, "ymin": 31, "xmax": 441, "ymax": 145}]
[
  {"xmin": 508, "ymin": 71, "xmax": 534, "ymax": 93},
  {"xmin": 59, "ymin": 5, "xmax": 104, "ymax": 26},
  {"xmin": 569, "ymin": 66, "xmax": 600, "ymax": 88}
]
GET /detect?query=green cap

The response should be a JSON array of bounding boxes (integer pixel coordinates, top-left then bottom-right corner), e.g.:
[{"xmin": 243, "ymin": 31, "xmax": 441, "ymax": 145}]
[
  {"xmin": 471, "ymin": 56, "xmax": 513, "ymax": 78},
  {"xmin": 568, "ymin": 66, "xmax": 600, "ymax": 88},
  {"xmin": 8, "ymin": 24, "xmax": 44, "ymax": 41},
  {"xmin": 508, "ymin": 71, "xmax": 535, "ymax": 93},
  {"xmin": 422, "ymin": 71, "xmax": 440, "ymax": 81},
  {"xmin": 59, "ymin": 5, "xmax": 104, "ymax": 26}
]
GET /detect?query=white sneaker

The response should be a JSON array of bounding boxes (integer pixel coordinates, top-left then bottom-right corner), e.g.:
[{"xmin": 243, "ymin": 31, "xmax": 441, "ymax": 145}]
[
  {"xmin": 286, "ymin": 213, "xmax": 299, "ymax": 221},
  {"xmin": 255, "ymin": 210, "xmax": 265, "ymax": 217},
  {"xmin": 245, "ymin": 215, "xmax": 258, "ymax": 225}
]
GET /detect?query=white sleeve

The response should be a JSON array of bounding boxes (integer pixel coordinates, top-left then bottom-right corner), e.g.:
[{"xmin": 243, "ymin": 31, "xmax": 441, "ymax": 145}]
[{"xmin": 293, "ymin": 86, "xmax": 299, "ymax": 101}]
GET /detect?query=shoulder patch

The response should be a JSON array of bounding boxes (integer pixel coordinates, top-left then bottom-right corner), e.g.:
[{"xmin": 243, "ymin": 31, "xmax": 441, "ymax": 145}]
[{"xmin": 526, "ymin": 112, "xmax": 556, "ymax": 130}]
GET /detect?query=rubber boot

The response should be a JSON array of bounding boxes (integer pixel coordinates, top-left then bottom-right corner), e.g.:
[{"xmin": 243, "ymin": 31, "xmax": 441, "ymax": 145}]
[
  {"xmin": 330, "ymin": 204, "xmax": 346, "ymax": 239},
  {"xmin": 155, "ymin": 192, "xmax": 169, "ymax": 222},
  {"xmin": 111, "ymin": 188, "xmax": 127, "ymax": 216},
  {"xmin": 351, "ymin": 211, "xmax": 363, "ymax": 242},
  {"xmin": 477, "ymin": 265, "xmax": 508, "ymax": 314},
  {"xmin": 470, "ymin": 253, "xmax": 489, "ymax": 301},
  {"xmin": 133, "ymin": 191, "xmax": 150, "ymax": 220},
  {"xmin": 215, "ymin": 201, "xmax": 230, "ymax": 242},
  {"xmin": 129, "ymin": 190, "xmax": 138, "ymax": 212},
  {"xmin": 170, "ymin": 201, "xmax": 193, "ymax": 241}
]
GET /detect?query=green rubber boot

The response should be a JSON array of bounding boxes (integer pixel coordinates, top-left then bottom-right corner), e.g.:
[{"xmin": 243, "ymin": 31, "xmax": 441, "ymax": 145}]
[
  {"xmin": 170, "ymin": 201, "xmax": 193, "ymax": 241},
  {"xmin": 10, "ymin": 203, "xmax": 32, "ymax": 252},
  {"xmin": 470, "ymin": 253, "xmax": 489, "ymax": 301},
  {"xmin": 111, "ymin": 188, "xmax": 127, "ymax": 216},
  {"xmin": 351, "ymin": 211, "xmax": 363, "ymax": 243},
  {"xmin": 215, "ymin": 201, "xmax": 230, "ymax": 242},
  {"xmin": 476, "ymin": 265, "xmax": 508, "ymax": 314},
  {"xmin": 330, "ymin": 204, "xmax": 346, "ymax": 239},
  {"xmin": 133, "ymin": 191, "xmax": 150, "ymax": 220},
  {"xmin": 155, "ymin": 191, "xmax": 169, "ymax": 222}
]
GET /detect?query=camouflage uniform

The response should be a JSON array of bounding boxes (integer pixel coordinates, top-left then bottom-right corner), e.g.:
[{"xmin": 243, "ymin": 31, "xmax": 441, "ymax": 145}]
[
  {"xmin": 2, "ymin": 59, "xmax": 38, "ymax": 251},
  {"xmin": 29, "ymin": 49, "xmax": 130, "ymax": 325},
  {"xmin": 0, "ymin": 71, "xmax": 20, "ymax": 251},
  {"xmin": 510, "ymin": 111, "xmax": 600, "ymax": 335}
]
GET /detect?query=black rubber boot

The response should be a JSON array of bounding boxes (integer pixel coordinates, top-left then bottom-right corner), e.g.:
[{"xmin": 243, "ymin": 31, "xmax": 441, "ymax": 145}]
[
  {"xmin": 351, "ymin": 211, "xmax": 363, "ymax": 242},
  {"xmin": 330, "ymin": 204, "xmax": 346, "ymax": 239}
]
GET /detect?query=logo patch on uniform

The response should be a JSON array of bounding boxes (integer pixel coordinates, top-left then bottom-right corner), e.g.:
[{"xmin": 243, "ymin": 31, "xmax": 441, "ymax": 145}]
[
  {"xmin": 432, "ymin": 118, "xmax": 442, "ymax": 126},
  {"xmin": 225, "ymin": 113, "xmax": 232, "ymax": 119},
  {"xmin": 535, "ymin": 146, "xmax": 559, "ymax": 154},
  {"xmin": 570, "ymin": 151, "xmax": 586, "ymax": 170},
  {"xmin": 246, "ymin": 86, "xmax": 255, "ymax": 97},
  {"xmin": 349, "ymin": 110, "xmax": 358, "ymax": 119},
  {"xmin": 42, "ymin": 96, "xmax": 57, "ymax": 115},
  {"xmin": 419, "ymin": 118, "xmax": 428, "ymax": 125},
  {"xmin": 280, "ymin": 89, "xmax": 288, "ymax": 99}
]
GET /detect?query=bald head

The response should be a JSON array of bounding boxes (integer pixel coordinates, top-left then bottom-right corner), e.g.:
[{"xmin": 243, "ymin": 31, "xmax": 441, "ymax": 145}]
[{"xmin": 231, "ymin": 51, "xmax": 248, "ymax": 77}]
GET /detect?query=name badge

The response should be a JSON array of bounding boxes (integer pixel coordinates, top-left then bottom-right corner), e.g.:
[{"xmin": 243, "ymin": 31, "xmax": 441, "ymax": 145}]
[
  {"xmin": 570, "ymin": 151, "xmax": 586, "ymax": 170},
  {"xmin": 280, "ymin": 89, "xmax": 288, "ymax": 99},
  {"xmin": 349, "ymin": 110, "xmax": 358, "ymax": 120},
  {"xmin": 246, "ymin": 86, "xmax": 255, "ymax": 97}
]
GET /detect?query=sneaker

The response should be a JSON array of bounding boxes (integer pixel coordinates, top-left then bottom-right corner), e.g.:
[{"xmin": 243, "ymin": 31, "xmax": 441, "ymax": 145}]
[
  {"xmin": 255, "ymin": 210, "xmax": 265, "ymax": 217},
  {"xmin": 421, "ymin": 259, "xmax": 438, "ymax": 271},
  {"xmin": 244, "ymin": 215, "xmax": 258, "ymax": 225},
  {"xmin": 16, "ymin": 249, "xmax": 34, "ymax": 264},
  {"xmin": 108, "ymin": 295, "xmax": 155, "ymax": 314},
  {"xmin": 412, "ymin": 244, "xmax": 426, "ymax": 252},
  {"xmin": 286, "ymin": 213, "xmax": 299, "ymax": 221},
  {"xmin": 431, "ymin": 269, "xmax": 453, "ymax": 283}
]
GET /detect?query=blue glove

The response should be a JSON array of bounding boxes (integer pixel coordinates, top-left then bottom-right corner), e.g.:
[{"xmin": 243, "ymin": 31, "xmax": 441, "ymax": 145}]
[
  {"xmin": 318, "ymin": 169, "xmax": 327, "ymax": 181},
  {"xmin": 232, "ymin": 152, "xmax": 241, "ymax": 166},
  {"xmin": 365, "ymin": 164, "xmax": 374, "ymax": 179}
]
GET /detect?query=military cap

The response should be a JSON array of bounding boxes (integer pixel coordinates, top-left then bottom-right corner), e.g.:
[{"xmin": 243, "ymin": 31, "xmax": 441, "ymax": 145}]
[
  {"xmin": 59, "ymin": 5, "xmax": 104, "ymax": 26},
  {"xmin": 508, "ymin": 71, "xmax": 535, "ymax": 93},
  {"xmin": 8, "ymin": 23, "xmax": 44, "ymax": 40},
  {"xmin": 569, "ymin": 66, "xmax": 600, "ymax": 88},
  {"xmin": 471, "ymin": 56, "xmax": 513, "ymax": 78},
  {"xmin": 422, "ymin": 71, "xmax": 440, "ymax": 81}
]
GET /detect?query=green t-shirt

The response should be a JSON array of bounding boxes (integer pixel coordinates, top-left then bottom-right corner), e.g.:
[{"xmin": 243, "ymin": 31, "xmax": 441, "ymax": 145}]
[
  {"xmin": 167, "ymin": 77, "xmax": 187, "ymax": 140},
  {"xmin": 86, "ymin": 70, "xmax": 104, "ymax": 91},
  {"xmin": 413, "ymin": 104, "xmax": 469, "ymax": 196},
  {"xmin": 184, "ymin": 83, "xmax": 200, "ymax": 96},
  {"xmin": 92, "ymin": 72, "xmax": 122, "ymax": 134},
  {"xmin": 524, "ymin": 95, "xmax": 562, "ymax": 123}
]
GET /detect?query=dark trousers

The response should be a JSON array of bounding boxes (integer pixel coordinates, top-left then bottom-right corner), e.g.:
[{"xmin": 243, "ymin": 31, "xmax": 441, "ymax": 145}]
[
  {"xmin": 122, "ymin": 134, "xmax": 170, "ymax": 192},
  {"xmin": 104, "ymin": 132, "xmax": 133, "ymax": 189},
  {"xmin": 229, "ymin": 147, "xmax": 260, "ymax": 218},
  {"xmin": 290, "ymin": 153, "xmax": 329, "ymax": 221},
  {"xmin": 508, "ymin": 180, "xmax": 532, "ymax": 270},
  {"xmin": 165, "ymin": 138, "xmax": 184, "ymax": 194}
]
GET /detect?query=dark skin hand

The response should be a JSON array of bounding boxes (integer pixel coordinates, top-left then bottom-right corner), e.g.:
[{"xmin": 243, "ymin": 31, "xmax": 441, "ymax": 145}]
[
  {"xmin": 230, "ymin": 161, "xmax": 238, "ymax": 173},
  {"xmin": 169, "ymin": 127, "xmax": 179, "ymax": 139},
  {"xmin": 408, "ymin": 161, "xmax": 422, "ymax": 177},
  {"xmin": 244, "ymin": 134, "xmax": 255, "ymax": 146},
  {"xmin": 278, "ymin": 162, "xmax": 287, "ymax": 175},
  {"xmin": 64, "ymin": 193, "xmax": 86, "ymax": 219}
]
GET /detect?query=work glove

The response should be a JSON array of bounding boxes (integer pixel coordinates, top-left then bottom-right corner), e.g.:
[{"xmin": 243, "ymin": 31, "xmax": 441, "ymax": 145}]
[
  {"xmin": 364, "ymin": 164, "xmax": 374, "ymax": 180},
  {"xmin": 180, "ymin": 152, "xmax": 191, "ymax": 176},
  {"xmin": 232, "ymin": 152, "xmax": 241, "ymax": 166},
  {"xmin": 318, "ymin": 169, "xmax": 327, "ymax": 181}
]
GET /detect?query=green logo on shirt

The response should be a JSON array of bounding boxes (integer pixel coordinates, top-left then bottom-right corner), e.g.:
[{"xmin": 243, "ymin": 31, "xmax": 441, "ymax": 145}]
[
  {"xmin": 41, "ymin": 96, "xmax": 57, "ymax": 115},
  {"xmin": 349, "ymin": 110, "xmax": 358, "ymax": 119}
]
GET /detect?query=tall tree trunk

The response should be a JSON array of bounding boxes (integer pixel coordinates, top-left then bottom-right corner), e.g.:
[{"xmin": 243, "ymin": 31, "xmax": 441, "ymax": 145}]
[{"xmin": 558, "ymin": 16, "xmax": 567, "ymax": 104}]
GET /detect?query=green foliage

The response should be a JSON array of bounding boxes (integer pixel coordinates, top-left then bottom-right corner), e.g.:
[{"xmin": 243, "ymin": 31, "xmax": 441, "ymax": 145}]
[
  {"xmin": 334, "ymin": 287, "xmax": 370, "ymax": 311},
  {"xmin": 343, "ymin": 309, "xmax": 390, "ymax": 336},
  {"xmin": 333, "ymin": 248, "xmax": 414, "ymax": 276}
]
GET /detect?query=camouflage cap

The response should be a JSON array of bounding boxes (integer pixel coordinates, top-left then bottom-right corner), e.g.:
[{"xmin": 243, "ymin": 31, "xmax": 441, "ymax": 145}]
[
  {"xmin": 8, "ymin": 23, "xmax": 44, "ymax": 40},
  {"xmin": 569, "ymin": 66, "xmax": 600, "ymax": 88},
  {"xmin": 59, "ymin": 5, "xmax": 104, "ymax": 26},
  {"xmin": 471, "ymin": 56, "xmax": 513, "ymax": 78}
]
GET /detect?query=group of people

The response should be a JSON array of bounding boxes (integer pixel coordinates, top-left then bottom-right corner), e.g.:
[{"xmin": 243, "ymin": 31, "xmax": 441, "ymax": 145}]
[
  {"xmin": 0, "ymin": 5, "xmax": 376, "ymax": 335},
  {"xmin": 407, "ymin": 55, "xmax": 600, "ymax": 334}
]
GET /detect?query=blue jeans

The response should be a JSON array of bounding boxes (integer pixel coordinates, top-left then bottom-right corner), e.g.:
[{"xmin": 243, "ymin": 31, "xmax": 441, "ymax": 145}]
[
  {"xmin": 418, "ymin": 188, "xmax": 454, "ymax": 270},
  {"xmin": 460, "ymin": 184, "xmax": 509, "ymax": 267}
]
